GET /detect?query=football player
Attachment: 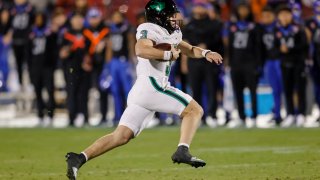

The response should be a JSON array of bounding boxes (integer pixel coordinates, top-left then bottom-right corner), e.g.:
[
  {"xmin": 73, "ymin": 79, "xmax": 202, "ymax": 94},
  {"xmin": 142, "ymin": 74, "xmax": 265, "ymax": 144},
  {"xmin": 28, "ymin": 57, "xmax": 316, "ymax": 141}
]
[
  {"xmin": 305, "ymin": 1, "xmax": 320, "ymax": 123},
  {"xmin": 65, "ymin": 0, "xmax": 222, "ymax": 179},
  {"xmin": 260, "ymin": 6, "xmax": 283, "ymax": 125},
  {"xmin": 275, "ymin": 5, "xmax": 308, "ymax": 127}
]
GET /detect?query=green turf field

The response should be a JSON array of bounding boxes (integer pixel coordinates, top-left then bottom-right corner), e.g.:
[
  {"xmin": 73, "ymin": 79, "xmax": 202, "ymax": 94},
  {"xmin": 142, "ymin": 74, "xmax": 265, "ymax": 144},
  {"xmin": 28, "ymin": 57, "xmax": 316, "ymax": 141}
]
[{"xmin": 0, "ymin": 127, "xmax": 320, "ymax": 180}]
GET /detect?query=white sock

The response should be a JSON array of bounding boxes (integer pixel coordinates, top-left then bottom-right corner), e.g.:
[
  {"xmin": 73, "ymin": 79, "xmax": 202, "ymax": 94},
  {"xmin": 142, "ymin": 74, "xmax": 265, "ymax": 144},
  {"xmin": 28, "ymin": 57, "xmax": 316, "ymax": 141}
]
[
  {"xmin": 178, "ymin": 143, "xmax": 190, "ymax": 148},
  {"xmin": 81, "ymin": 152, "xmax": 88, "ymax": 161}
]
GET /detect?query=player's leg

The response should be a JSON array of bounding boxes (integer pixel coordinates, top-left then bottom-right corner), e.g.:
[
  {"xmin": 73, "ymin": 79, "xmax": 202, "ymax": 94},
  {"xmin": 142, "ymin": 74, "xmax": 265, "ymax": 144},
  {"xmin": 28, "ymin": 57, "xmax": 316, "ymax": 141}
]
[
  {"xmin": 231, "ymin": 69, "xmax": 246, "ymax": 121},
  {"xmin": 295, "ymin": 66, "xmax": 307, "ymax": 126},
  {"xmin": 145, "ymin": 77, "xmax": 206, "ymax": 168},
  {"xmin": 281, "ymin": 67, "xmax": 295, "ymax": 127},
  {"xmin": 178, "ymin": 100, "xmax": 203, "ymax": 147},
  {"xmin": 110, "ymin": 59, "xmax": 123, "ymax": 122},
  {"xmin": 65, "ymin": 103, "xmax": 153, "ymax": 179}
]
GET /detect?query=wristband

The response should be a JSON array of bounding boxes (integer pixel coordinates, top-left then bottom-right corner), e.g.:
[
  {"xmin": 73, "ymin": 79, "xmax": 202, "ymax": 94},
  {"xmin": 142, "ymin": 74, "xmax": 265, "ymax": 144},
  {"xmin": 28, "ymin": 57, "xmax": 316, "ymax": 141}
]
[
  {"xmin": 163, "ymin": 51, "xmax": 172, "ymax": 60},
  {"xmin": 201, "ymin": 50, "xmax": 211, "ymax": 58}
]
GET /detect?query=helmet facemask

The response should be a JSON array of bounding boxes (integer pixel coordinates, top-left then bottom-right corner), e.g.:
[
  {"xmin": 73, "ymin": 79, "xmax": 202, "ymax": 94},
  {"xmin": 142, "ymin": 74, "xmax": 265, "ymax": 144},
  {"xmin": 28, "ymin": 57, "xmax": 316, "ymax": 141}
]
[{"xmin": 165, "ymin": 13, "xmax": 183, "ymax": 33}]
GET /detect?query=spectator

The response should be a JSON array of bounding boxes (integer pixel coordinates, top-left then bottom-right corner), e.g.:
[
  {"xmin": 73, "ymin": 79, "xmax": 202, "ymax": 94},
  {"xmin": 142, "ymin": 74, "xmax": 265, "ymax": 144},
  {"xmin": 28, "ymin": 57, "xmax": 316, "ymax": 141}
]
[
  {"xmin": 28, "ymin": 12, "xmax": 55, "ymax": 127},
  {"xmin": 60, "ymin": 13, "xmax": 91, "ymax": 127},
  {"xmin": 275, "ymin": 5, "xmax": 308, "ymax": 127},
  {"xmin": 83, "ymin": 8, "xmax": 112, "ymax": 126},
  {"xmin": 10, "ymin": 0, "xmax": 34, "ymax": 86},
  {"xmin": 73, "ymin": 0, "xmax": 88, "ymax": 16},
  {"xmin": 225, "ymin": 3, "xmax": 261, "ymax": 128},
  {"xmin": 289, "ymin": 2, "xmax": 303, "ymax": 25},
  {"xmin": 305, "ymin": 1, "xmax": 320, "ymax": 123},
  {"xmin": 182, "ymin": 3, "xmax": 224, "ymax": 127},
  {"xmin": 0, "ymin": 5, "xmax": 12, "ymax": 92},
  {"xmin": 109, "ymin": 11, "xmax": 135, "ymax": 123},
  {"xmin": 260, "ymin": 6, "xmax": 282, "ymax": 125}
]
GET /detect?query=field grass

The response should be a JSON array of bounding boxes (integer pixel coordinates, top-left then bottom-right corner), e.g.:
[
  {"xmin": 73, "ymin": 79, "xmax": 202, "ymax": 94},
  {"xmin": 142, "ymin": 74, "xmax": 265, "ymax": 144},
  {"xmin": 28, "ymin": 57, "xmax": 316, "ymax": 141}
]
[{"xmin": 0, "ymin": 127, "xmax": 320, "ymax": 180}]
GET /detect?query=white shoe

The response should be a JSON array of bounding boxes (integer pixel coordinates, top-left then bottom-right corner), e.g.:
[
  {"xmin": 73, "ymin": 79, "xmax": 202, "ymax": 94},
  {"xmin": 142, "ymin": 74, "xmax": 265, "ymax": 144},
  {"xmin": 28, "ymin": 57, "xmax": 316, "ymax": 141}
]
[
  {"xmin": 246, "ymin": 118, "xmax": 256, "ymax": 128},
  {"xmin": 281, "ymin": 115, "xmax": 295, "ymax": 128},
  {"xmin": 145, "ymin": 118, "xmax": 160, "ymax": 128},
  {"xmin": 41, "ymin": 117, "xmax": 52, "ymax": 127},
  {"xmin": 227, "ymin": 119, "xmax": 245, "ymax": 128},
  {"xmin": 165, "ymin": 117, "xmax": 174, "ymax": 125},
  {"xmin": 206, "ymin": 116, "xmax": 218, "ymax": 128},
  {"xmin": 74, "ymin": 114, "xmax": 85, "ymax": 128},
  {"xmin": 296, "ymin": 114, "xmax": 305, "ymax": 127}
]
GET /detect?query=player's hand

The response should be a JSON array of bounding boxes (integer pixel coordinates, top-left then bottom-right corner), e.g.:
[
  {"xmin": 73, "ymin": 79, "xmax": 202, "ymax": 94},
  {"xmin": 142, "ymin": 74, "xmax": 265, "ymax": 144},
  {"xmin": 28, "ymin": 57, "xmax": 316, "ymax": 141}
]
[
  {"xmin": 205, "ymin": 51, "xmax": 223, "ymax": 65},
  {"xmin": 2, "ymin": 34, "xmax": 11, "ymax": 45},
  {"xmin": 96, "ymin": 42, "xmax": 105, "ymax": 53},
  {"xmin": 82, "ymin": 55, "xmax": 92, "ymax": 72},
  {"xmin": 60, "ymin": 46, "xmax": 70, "ymax": 59},
  {"xmin": 280, "ymin": 44, "xmax": 289, "ymax": 53},
  {"xmin": 170, "ymin": 45, "xmax": 181, "ymax": 61}
]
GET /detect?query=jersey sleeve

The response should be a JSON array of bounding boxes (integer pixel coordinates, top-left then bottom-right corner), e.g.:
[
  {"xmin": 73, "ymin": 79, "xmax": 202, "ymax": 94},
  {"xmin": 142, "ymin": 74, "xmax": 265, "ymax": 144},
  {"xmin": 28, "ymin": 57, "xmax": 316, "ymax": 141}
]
[{"xmin": 136, "ymin": 23, "xmax": 160, "ymax": 43}]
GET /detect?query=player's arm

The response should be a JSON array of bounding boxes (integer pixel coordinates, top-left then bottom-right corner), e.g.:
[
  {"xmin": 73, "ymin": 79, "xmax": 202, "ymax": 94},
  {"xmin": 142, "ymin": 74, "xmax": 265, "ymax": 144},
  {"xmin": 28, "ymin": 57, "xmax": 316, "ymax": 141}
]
[
  {"xmin": 178, "ymin": 40, "xmax": 223, "ymax": 65},
  {"xmin": 135, "ymin": 38, "xmax": 180, "ymax": 61}
]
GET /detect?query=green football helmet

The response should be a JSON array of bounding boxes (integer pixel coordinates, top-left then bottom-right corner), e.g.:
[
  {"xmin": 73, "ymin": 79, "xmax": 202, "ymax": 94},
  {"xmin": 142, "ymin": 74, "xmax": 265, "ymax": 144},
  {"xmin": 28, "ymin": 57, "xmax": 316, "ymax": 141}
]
[{"xmin": 145, "ymin": 0, "xmax": 180, "ymax": 34}]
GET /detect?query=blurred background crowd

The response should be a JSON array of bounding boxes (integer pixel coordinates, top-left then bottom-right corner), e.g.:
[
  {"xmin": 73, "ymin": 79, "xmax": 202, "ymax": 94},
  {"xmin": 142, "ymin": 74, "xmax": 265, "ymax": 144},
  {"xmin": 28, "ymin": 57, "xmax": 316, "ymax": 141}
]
[{"xmin": 0, "ymin": 0, "xmax": 319, "ymax": 128}]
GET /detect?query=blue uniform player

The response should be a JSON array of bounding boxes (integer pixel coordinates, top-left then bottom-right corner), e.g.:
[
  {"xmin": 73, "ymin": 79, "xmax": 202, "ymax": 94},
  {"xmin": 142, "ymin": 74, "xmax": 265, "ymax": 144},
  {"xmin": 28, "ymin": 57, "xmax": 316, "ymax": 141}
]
[
  {"xmin": 109, "ymin": 11, "xmax": 135, "ymax": 123},
  {"xmin": 260, "ymin": 6, "xmax": 283, "ymax": 125}
]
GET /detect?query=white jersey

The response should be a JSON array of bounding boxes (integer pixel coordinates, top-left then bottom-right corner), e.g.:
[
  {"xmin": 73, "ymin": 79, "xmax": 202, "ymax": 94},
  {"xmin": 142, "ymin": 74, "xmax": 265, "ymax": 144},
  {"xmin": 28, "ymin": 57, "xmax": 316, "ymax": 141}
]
[
  {"xmin": 119, "ymin": 23, "xmax": 192, "ymax": 136},
  {"xmin": 135, "ymin": 23, "xmax": 182, "ymax": 78}
]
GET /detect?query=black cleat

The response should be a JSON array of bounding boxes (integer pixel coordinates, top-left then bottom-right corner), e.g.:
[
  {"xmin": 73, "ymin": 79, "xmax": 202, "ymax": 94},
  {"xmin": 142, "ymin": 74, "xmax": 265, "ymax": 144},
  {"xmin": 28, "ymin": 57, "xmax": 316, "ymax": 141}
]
[
  {"xmin": 171, "ymin": 146, "xmax": 206, "ymax": 168},
  {"xmin": 65, "ymin": 152, "xmax": 85, "ymax": 180}
]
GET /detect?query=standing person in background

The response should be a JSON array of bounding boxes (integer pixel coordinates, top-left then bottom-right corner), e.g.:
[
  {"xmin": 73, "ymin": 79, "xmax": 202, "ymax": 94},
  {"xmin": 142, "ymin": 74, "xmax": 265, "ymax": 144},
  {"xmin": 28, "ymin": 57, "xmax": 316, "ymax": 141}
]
[
  {"xmin": 289, "ymin": 2, "xmax": 303, "ymax": 25},
  {"xmin": 28, "ymin": 12, "xmax": 55, "ymax": 127},
  {"xmin": 47, "ymin": 8, "xmax": 66, "ymax": 72},
  {"xmin": 10, "ymin": 0, "xmax": 34, "ymax": 86},
  {"xmin": 109, "ymin": 11, "xmax": 135, "ymax": 124},
  {"xmin": 73, "ymin": 0, "xmax": 87, "ymax": 15},
  {"xmin": 259, "ymin": 6, "xmax": 282, "ymax": 125},
  {"xmin": 305, "ymin": 1, "xmax": 320, "ymax": 123},
  {"xmin": 225, "ymin": 3, "xmax": 261, "ymax": 128},
  {"xmin": 84, "ymin": 8, "xmax": 112, "ymax": 126},
  {"xmin": 0, "ymin": 5, "xmax": 12, "ymax": 92},
  {"xmin": 275, "ymin": 5, "xmax": 308, "ymax": 127},
  {"xmin": 182, "ymin": 3, "xmax": 224, "ymax": 128},
  {"xmin": 60, "ymin": 13, "xmax": 91, "ymax": 127}
]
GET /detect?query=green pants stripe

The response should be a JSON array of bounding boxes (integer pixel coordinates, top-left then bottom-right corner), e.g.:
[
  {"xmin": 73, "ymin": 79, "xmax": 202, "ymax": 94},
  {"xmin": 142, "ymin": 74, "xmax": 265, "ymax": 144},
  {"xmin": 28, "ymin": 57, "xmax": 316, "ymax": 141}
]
[{"xmin": 149, "ymin": 77, "xmax": 189, "ymax": 107}]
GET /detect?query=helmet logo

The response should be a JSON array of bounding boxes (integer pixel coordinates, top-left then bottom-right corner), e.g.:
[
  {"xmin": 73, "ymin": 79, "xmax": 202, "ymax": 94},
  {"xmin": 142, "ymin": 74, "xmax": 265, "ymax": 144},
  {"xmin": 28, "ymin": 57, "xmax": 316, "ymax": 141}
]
[{"xmin": 150, "ymin": 2, "xmax": 165, "ymax": 12}]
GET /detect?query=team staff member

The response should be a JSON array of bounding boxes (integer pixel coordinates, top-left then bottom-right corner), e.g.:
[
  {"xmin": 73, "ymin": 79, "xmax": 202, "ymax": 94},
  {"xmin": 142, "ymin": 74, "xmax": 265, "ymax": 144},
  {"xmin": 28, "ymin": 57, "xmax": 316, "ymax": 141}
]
[
  {"xmin": 182, "ymin": 3, "xmax": 224, "ymax": 128},
  {"xmin": 275, "ymin": 5, "xmax": 308, "ymax": 127},
  {"xmin": 259, "ymin": 6, "xmax": 282, "ymax": 125},
  {"xmin": 109, "ymin": 11, "xmax": 135, "ymax": 123},
  {"xmin": 305, "ymin": 1, "xmax": 320, "ymax": 123},
  {"xmin": 84, "ymin": 8, "xmax": 112, "ymax": 125},
  {"xmin": 225, "ymin": 3, "xmax": 261, "ymax": 127},
  {"xmin": 28, "ymin": 13, "xmax": 55, "ymax": 127},
  {"xmin": 65, "ymin": 1, "xmax": 223, "ymax": 179},
  {"xmin": 0, "ymin": 5, "xmax": 11, "ymax": 92},
  {"xmin": 60, "ymin": 13, "xmax": 91, "ymax": 127},
  {"xmin": 10, "ymin": 0, "xmax": 34, "ymax": 85}
]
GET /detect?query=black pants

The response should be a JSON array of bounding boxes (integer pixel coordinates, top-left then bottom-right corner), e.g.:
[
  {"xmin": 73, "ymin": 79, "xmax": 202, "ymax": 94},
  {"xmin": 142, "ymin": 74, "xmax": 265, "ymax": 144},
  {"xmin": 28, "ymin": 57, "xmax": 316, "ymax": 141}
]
[
  {"xmin": 12, "ymin": 44, "xmax": 29, "ymax": 85},
  {"xmin": 92, "ymin": 67, "xmax": 109, "ymax": 122},
  {"xmin": 188, "ymin": 59, "xmax": 219, "ymax": 119},
  {"xmin": 281, "ymin": 65, "xmax": 306, "ymax": 115},
  {"xmin": 64, "ymin": 67, "xmax": 91, "ymax": 125},
  {"xmin": 30, "ymin": 65, "xmax": 55, "ymax": 119},
  {"xmin": 231, "ymin": 67, "xmax": 258, "ymax": 120},
  {"xmin": 173, "ymin": 58, "xmax": 188, "ymax": 93}
]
